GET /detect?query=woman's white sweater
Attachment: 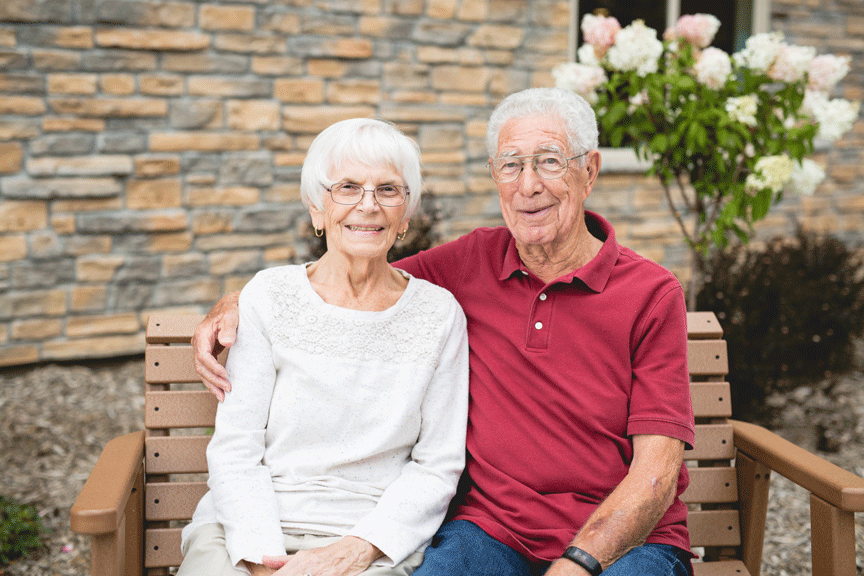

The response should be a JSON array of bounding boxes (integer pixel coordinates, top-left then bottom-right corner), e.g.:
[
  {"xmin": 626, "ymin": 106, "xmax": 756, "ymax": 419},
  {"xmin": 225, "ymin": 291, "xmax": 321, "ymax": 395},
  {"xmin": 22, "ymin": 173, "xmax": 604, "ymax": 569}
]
[{"xmin": 182, "ymin": 265, "xmax": 469, "ymax": 570}]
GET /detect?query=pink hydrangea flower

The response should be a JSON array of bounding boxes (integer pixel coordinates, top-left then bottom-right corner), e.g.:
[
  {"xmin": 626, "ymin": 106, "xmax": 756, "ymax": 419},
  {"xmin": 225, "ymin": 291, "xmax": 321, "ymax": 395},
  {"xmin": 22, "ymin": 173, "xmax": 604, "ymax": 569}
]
[
  {"xmin": 581, "ymin": 13, "xmax": 621, "ymax": 57},
  {"xmin": 675, "ymin": 14, "xmax": 721, "ymax": 49},
  {"xmin": 808, "ymin": 54, "xmax": 852, "ymax": 93}
]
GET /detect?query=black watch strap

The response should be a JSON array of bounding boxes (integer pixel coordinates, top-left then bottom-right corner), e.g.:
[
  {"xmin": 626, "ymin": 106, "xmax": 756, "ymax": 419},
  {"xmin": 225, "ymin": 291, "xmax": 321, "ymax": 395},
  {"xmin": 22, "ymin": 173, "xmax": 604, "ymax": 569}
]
[{"xmin": 562, "ymin": 546, "xmax": 602, "ymax": 576}]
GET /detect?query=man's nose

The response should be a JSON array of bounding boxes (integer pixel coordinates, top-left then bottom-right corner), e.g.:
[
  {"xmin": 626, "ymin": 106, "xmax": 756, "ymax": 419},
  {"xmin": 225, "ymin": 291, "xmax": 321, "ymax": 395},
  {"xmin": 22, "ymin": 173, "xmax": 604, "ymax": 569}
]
[{"xmin": 518, "ymin": 160, "xmax": 544, "ymax": 194}]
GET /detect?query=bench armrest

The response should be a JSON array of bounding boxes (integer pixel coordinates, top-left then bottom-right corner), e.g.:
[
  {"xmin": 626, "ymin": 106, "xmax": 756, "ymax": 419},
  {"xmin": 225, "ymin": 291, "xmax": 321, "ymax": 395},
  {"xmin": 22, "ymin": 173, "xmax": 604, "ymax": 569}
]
[
  {"xmin": 71, "ymin": 431, "xmax": 145, "ymax": 535},
  {"xmin": 730, "ymin": 419, "xmax": 864, "ymax": 512}
]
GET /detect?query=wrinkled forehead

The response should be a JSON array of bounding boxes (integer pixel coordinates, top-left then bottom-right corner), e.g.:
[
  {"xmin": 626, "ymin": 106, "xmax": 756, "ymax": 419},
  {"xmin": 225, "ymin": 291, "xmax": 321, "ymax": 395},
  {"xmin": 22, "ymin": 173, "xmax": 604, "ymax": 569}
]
[{"xmin": 495, "ymin": 114, "xmax": 571, "ymax": 157}]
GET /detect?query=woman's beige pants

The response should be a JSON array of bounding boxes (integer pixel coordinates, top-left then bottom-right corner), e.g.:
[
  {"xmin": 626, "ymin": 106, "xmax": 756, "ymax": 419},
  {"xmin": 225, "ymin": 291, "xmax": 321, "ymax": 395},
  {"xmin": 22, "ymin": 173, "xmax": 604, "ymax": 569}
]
[{"xmin": 177, "ymin": 523, "xmax": 425, "ymax": 576}]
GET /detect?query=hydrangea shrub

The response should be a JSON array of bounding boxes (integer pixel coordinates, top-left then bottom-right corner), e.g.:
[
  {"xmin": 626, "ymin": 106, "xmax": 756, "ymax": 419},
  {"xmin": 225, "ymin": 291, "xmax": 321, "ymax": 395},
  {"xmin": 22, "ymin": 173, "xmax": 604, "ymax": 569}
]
[{"xmin": 554, "ymin": 14, "xmax": 860, "ymax": 304}]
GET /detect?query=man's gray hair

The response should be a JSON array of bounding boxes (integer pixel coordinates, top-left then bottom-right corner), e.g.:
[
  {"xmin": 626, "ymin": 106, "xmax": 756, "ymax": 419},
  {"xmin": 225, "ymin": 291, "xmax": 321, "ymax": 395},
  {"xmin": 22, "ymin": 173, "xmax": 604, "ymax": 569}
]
[
  {"xmin": 300, "ymin": 117, "xmax": 422, "ymax": 219},
  {"xmin": 486, "ymin": 88, "xmax": 599, "ymax": 163}
]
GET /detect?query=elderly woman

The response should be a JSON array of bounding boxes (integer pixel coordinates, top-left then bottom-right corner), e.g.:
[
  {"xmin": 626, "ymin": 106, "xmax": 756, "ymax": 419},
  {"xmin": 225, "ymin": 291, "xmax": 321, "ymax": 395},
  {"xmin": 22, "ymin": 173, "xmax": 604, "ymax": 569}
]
[{"xmin": 177, "ymin": 118, "xmax": 469, "ymax": 576}]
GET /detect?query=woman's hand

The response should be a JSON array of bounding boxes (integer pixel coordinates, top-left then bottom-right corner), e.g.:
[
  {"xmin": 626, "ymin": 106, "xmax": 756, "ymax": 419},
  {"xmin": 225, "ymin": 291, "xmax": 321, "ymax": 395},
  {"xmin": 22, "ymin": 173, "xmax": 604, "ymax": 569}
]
[
  {"xmin": 192, "ymin": 291, "xmax": 240, "ymax": 401},
  {"xmin": 262, "ymin": 536, "xmax": 383, "ymax": 576}
]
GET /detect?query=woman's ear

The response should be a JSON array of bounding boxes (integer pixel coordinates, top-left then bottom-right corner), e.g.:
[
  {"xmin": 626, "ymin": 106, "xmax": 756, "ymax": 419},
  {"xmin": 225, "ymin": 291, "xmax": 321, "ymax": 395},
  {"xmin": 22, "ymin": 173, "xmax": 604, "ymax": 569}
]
[{"xmin": 308, "ymin": 205, "xmax": 323, "ymax": 231}]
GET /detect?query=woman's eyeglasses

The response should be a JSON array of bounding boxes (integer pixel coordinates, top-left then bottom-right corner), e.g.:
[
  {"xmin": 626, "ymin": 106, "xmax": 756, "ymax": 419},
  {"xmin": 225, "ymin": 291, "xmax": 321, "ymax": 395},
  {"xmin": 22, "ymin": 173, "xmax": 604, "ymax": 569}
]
[{"xmin": 326, "ymin": 183, "xmax": 410, "ymax": 207}]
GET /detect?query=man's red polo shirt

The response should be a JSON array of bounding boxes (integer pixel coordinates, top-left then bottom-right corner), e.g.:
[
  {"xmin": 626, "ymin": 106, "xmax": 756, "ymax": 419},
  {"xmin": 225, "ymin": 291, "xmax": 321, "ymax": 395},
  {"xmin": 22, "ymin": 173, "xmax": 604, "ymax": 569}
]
[{"xmin": 397, "ymin": 211, "xmax": 694, "ymax": 562}]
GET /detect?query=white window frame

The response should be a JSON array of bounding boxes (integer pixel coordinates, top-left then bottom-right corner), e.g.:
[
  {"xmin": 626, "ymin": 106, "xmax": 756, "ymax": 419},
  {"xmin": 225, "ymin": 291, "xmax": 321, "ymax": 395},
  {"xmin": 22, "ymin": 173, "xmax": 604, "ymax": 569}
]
[{"xmin": 566, "ymin": 0, "xmax": 772, "ymax": 173}]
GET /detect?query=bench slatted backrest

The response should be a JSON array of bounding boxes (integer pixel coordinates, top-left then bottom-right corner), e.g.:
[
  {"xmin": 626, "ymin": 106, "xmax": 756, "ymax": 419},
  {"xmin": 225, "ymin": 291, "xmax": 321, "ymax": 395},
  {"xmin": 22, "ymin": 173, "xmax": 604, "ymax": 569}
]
[{"xmin": 142, "ymin": 312, "xmax": 734, "ymax": 573}]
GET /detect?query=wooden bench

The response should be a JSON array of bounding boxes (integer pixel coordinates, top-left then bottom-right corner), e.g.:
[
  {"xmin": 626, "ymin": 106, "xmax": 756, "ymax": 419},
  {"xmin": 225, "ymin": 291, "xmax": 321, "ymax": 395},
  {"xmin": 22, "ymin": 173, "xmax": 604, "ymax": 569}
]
[{"xmin": 71, "ymin": 312, "xmax": 864, "ymax": 576}]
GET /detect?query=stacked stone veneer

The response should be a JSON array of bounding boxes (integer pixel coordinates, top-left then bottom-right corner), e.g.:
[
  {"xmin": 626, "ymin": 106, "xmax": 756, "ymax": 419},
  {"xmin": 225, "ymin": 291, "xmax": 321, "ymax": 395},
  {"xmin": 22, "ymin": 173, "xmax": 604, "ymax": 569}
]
[{"xmin": 1, "ymin": 0, "xmax": 862, "ymax": 367}]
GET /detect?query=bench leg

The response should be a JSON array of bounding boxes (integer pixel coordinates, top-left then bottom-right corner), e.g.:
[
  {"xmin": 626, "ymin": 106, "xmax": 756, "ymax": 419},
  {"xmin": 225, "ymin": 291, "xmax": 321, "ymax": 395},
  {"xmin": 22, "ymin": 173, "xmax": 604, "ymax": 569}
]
[
  {"xmin": 736, "ymin": 451, "xmax": 771, "ymax": 576},
  {"xmin": 811, "ymin": 493, "xmax": 857, "ymax": 576}
]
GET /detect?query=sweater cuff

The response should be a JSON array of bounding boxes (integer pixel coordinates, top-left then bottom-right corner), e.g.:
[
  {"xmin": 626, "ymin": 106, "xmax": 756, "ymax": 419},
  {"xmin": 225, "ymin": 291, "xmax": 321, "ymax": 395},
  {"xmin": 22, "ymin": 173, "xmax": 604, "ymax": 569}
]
[{"xmin": 347, "ymin": 517, "xmax": 426, "ymax": 567}]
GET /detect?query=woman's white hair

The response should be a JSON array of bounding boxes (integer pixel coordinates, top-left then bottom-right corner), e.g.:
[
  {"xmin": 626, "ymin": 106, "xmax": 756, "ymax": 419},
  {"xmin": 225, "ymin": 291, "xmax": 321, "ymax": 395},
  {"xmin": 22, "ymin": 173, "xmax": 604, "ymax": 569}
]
[
  {"xmin": 300, "ymin": 118, "xmax": 422, "ymax": 219},
  {"xmin": 486, "ymin": 88, "xmax": 599, "ymax": 165}
]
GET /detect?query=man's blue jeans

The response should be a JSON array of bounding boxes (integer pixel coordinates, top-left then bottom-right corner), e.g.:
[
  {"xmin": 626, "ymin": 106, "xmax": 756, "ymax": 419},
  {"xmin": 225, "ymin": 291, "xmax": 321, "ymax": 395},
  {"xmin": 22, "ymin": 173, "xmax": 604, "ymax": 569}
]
[{"xmin": 414, "ymin": 520, "xmax": 693, "ymax": 576}]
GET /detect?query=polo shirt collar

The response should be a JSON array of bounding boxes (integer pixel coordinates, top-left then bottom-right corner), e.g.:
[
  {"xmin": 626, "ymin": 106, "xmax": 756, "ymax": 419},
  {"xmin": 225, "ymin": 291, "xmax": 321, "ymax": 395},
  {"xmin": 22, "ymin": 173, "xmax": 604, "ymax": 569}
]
[{"xmin": 499, "ymin": 210, "xmax": 619, "ymax": 293}]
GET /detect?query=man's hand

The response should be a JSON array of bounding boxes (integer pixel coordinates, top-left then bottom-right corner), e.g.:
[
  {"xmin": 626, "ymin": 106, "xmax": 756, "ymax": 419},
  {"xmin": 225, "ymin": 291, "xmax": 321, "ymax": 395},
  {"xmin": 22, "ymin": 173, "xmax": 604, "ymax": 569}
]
[
  {"xmin": 261, "ymin": 536, "xmax": 383, "ymax": 576},
  {"xmin": 192, "ymin": 291, "xmax": 240, "ymax": 401}
]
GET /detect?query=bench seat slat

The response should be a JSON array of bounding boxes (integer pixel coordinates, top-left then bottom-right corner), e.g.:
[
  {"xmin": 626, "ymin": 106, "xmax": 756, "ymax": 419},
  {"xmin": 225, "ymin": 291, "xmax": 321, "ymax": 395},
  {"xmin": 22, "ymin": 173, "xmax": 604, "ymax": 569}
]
[
  {"xmin": 146, "ymin": 391, "xmax": 217, "ymax": 429},
  {"xmin": 688, "ymin": 510, "xmax": 741, "ymax": 547},
  {"xmin": 146, "ymin": 482, "xmax": 208, "ymax": 521},
  {"xmin": 145, "ymin": 436, "xmax": 210, "ymax": 474}
]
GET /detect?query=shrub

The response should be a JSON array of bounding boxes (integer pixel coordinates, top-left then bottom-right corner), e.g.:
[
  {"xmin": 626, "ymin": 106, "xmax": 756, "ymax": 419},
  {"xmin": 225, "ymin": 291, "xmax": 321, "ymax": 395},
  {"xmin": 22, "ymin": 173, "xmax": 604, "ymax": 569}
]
[
  {"xmin": 697, "ymin": 229, "xmax": 864, "ymax": 420},
  {"xmin": 0, "ymin": 496, "xmax": 45, "ymax": 566}
]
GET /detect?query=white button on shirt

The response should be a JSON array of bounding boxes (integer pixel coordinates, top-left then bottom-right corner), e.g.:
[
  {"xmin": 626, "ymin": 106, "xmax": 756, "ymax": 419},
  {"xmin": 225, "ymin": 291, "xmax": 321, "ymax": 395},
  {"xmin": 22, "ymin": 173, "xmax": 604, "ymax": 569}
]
[
  {"xmin": 535, "ymin": 322, "xmax": 543, "ymax": 330},
  {"xmin": 539, "ymin": 294, "xmax": 547, "ymax": 301}
]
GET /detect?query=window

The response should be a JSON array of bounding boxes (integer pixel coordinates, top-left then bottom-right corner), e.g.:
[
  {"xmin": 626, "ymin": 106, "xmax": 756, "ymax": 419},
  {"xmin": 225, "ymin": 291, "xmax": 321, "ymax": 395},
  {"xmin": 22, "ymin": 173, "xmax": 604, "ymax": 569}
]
[{"xmin": 567, "ymin": 0, "xmax": 771, "ymax": 61}]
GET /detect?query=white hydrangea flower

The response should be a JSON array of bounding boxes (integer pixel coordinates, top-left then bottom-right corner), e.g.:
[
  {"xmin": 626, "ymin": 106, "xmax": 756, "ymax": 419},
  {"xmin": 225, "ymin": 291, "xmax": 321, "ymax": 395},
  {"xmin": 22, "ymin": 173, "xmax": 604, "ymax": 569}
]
[
  {"xmin": 606, "ymin": 20, "xmax": 664, "ymax": 77},
  {"xmin": 769, "ymin": 43, "xmax": 816, "ymax": 83},
  {"xmin": 733, "ymin": 32, "xmax": 784, "ymax": 74},
  {"xmin": 552, "ymin": 62, "xmax": 608, "ymax": 104},
  {"xmin": 808, "ymin": 54, "xmax": 851, "ymax": 93},
  {"xmin": 725, "ymin": 95, "xmax": 758, "ymax": 126},
  {"xmin": 801, "ymin": 90, "xmax": 860, "ymax": 140},
  {"xmin": 693, "ymin": 47, "xmax": 732, "ymax": 89},
  {"xmin": 745, "ymin": 154, "xmax": 794, "ymax": 193},
  {"xmin": 816, "ymin": 98, "xmax": 860, "ymax": 140},
  {"xmin": 577, "ymin": 43, "xmax": 600, "ymax": 66},
  {"xmin": 787, "ymin": 158, "xmax": 826, "ymax": 196}
]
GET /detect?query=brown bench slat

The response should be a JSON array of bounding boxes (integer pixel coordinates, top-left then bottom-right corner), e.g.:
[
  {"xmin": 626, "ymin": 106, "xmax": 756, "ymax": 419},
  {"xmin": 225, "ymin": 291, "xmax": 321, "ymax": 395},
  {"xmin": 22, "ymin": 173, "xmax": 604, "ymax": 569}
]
[
  {"xmin": 692, "ymin": 560, "xmax": 751, "ymax": 576},
  {"xmin": 145, "ymin": 436, "xmax": 210, "ymax": 474},
  {"xmin": 143, "ymin": 518, "xmax": 747, "ymax": 570},
  {"xmin": 147, "ymin": 314, "xmax": 205, "ymax": 344},
  {"xmin": 681, "ymin": 468, "xmax": 738, "ymax": 504},
  {"xmin": 145, "ymin": 482, "xmax": 208, "ymax": 521},
  {"xmin": 147, "ymin": 312, "xmax": 724, "ymax": 343},
  {"xmin": 145, "ymin": 528, "xmax": 183, "ymax": 568},
  {"xmin": 686, "ymin": 312, "xmax": 724, "ymax": 340},
  {"xmin": 688, "ymin": 509, "xmax": 741, "ymax": 547},
  {"xmin": 688, "ymin": 340, "xmax": 729, "ymax": 377},
  {"xmin": 145, "ymin": 391, "xmax": 217, "ymax": 429},
  {"xmin": 688, "ymin": 424, "xmax": 735, "ymax": 461},
  {"xmin": 145, "ymin": 345, "xmax": 227, "ymax": 384},
  {"xmin": 690, "ymin": 382, "xmax": 732, "ymax": 419}
]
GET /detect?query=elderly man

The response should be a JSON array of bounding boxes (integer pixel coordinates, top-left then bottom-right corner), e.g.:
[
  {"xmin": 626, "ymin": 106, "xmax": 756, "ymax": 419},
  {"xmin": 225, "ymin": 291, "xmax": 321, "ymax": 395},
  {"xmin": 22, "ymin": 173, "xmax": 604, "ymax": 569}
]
[{"xmin": 193, "ymin": 88, "xmax": 695, "ymax": 576}]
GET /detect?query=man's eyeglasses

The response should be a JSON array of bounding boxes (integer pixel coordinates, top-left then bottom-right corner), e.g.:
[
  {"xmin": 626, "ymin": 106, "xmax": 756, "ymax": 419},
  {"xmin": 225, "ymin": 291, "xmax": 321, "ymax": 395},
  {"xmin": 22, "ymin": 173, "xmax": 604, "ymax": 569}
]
[
  {"xmin": 488, "ymin": 151, "xmax": 588, "ymax": 183},
  {"xmin": 326, "ymin": 183, "xmax": 410, "ymax": 207}
]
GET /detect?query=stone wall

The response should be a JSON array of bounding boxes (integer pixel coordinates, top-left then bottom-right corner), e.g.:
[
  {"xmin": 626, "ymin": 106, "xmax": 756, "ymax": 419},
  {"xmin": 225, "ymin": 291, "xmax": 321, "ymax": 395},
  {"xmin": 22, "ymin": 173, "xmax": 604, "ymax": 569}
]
[{"xmin": 1, "ymin": 0, "xmax": 862, "ymax": 367}]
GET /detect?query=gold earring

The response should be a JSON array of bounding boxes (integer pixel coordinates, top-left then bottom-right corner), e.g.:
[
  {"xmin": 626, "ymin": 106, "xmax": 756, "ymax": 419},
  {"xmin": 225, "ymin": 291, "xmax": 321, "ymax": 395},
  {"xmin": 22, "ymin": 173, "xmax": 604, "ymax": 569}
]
[
  {"xmin": 314, "ymin": 226, "xmax": 324, "ymax": 237},
  {"xmin": 397, "ymin": 230, "xmax": 407, "ymax": 241}
]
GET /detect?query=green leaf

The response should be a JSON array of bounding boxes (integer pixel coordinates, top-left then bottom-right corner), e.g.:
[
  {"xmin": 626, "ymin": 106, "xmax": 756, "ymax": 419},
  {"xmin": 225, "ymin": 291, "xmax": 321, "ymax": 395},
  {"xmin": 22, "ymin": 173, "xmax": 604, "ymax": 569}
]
[{"xmin": 751, "ymin": 188, "xmax": 772, "ymax": 220}]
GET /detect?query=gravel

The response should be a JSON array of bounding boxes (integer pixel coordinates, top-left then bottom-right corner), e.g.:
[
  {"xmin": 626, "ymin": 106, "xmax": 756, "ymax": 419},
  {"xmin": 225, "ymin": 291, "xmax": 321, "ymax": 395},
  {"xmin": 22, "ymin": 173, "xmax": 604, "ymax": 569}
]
[{"xmin": 1, "ymin": 358, "xmax": 862, "ymax": 575}]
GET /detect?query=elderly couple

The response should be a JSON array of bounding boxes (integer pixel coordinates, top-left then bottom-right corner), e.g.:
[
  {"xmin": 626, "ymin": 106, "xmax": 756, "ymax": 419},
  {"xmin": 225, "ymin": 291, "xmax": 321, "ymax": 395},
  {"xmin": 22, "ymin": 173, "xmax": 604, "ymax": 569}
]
[{"xmin": 179, "ymin": 88, "xmax": 695, "ymax": 576}]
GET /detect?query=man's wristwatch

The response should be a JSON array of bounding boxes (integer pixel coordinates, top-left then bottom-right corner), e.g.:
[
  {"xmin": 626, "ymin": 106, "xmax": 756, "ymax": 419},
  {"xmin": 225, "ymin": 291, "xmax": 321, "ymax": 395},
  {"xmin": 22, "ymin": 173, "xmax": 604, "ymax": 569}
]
[{"xmin": 561, "ymin": 546, "xmax": 603, "ymax": 576}]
